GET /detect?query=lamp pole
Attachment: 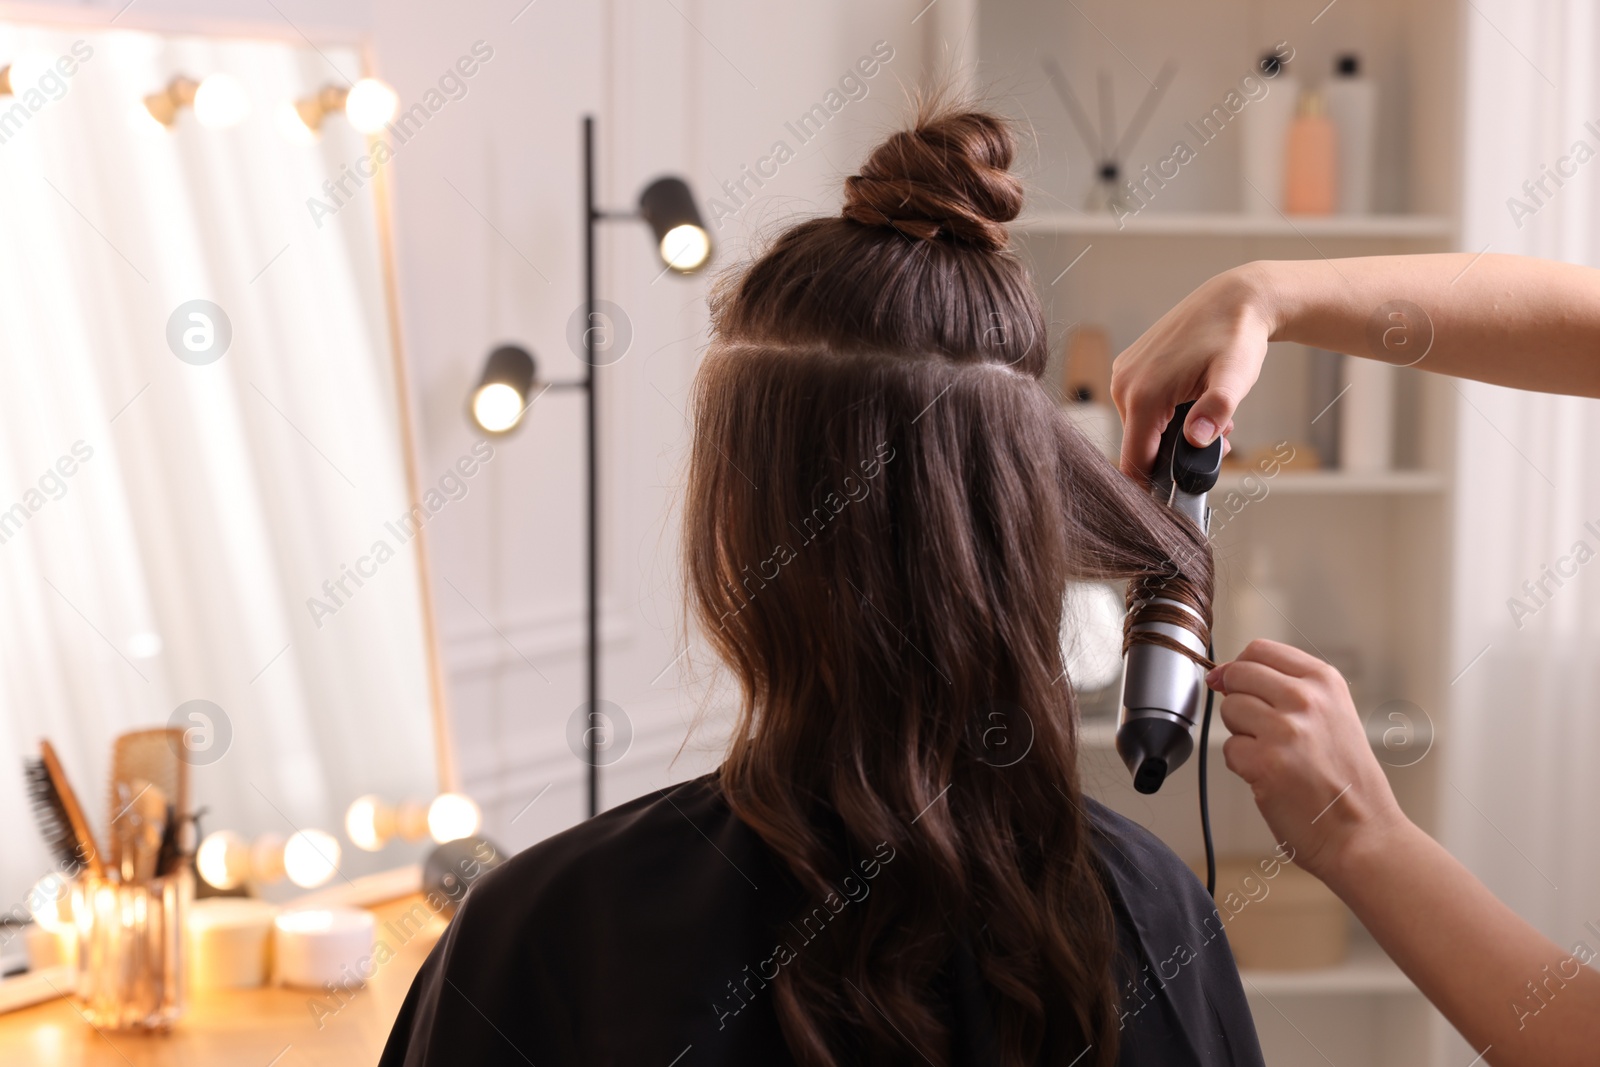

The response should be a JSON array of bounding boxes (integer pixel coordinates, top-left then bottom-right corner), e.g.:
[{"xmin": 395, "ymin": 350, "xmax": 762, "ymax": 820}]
[
  {"xmin": 472, "ymin": 119, "xmax": 707, "ymax": 820},
  {"xmin": 583, "ymin": 115, "xmax": 600, "ymax": 819}
]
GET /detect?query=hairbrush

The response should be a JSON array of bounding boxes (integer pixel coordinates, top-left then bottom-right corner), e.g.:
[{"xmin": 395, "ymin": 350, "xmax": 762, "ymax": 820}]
[
  {"xmin": 106, "ymin": 728, "xmax": 186, "ymax": 876},
  {"xmin": 23, "ymin": 740, "xmax": 104, "ymax": 878}
]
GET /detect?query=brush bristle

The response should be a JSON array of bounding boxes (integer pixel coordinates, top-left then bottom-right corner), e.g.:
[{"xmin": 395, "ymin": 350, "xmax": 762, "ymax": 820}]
[{"xmin": 23, "ymin": 756, "xmax": 93, "ymax": 874}]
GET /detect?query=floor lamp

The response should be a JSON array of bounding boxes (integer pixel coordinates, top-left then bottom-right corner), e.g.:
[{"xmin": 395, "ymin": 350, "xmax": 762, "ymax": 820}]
[{"xmin": 468, "ymin": 115, "xmax": 711, "ymax": 818}]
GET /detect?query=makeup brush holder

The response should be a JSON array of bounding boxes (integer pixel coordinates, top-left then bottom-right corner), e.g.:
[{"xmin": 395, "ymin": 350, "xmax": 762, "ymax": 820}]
[{"xmin": 72, "ymin": 870, "xmax": 190, "ymax": 1030}]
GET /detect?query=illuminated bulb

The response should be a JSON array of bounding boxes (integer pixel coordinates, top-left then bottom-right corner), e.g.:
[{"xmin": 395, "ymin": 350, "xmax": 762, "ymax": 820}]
[
  {"xmin": 283, "ymin": 829, "xmax": 341, "ymax": 889},
  {"xmin": 472, "ymin": 383, "xmax": 525, "ymax": 434},
  {"xmin": 343, "ymin": 78, "xmax": 398, "ymax": 134},
  {"xmin": 275, "ymin": 100, "xmax": 319, "ymax": 145},
  {"xmin": 427, "ymin": 793, "xmax": 482, "ymax": 844},
  {"xmin": 395, "ymin": 800, "xmax": 430, "ymax": 842},
  {"xmin": 29, "ymin": 874, "xmax": 72, "ymax": 930},
  {"xmin": 0, "ymin": 53, "xmax": 52, "ymax": 96},
  {"xmin": 133, "ymin": 98, "xmax": 170, "ymax": 134},
  {"xmin": 251, "ymin": 832, "xmax": 287, "ymax": 883},
  {"xmin": 197, "ymin": 830, "xmax": 251, "ymax": 890},
  {"xmin": 659, "ymin": 224, "xmax": 711, "ymax": 273},
  {"xmin": 345, "ymin": 794, "xmax": 395, "ymax": 852},
  {"xmin": 192, "ymin": 73, "xmax": 250, "ymax": 129}
]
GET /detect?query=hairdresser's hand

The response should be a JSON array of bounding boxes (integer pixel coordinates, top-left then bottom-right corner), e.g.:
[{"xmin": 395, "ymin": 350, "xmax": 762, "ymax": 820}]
[
  {"xmin": 1207, "ymin": 640, "xmax": 1407, "ymax": 882},
  {"xmin": 1110, "ymin": 264, "xmax": 1274, "ymax": 479}
]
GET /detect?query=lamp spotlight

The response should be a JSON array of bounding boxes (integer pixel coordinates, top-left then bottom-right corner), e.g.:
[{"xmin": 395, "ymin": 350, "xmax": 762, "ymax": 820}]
[
  {"xmin": 0, "ymin": 54, "xmax": 52, "ymax": 98},
  {"xmin": 470, "ymin": 344, "xmax": 537, "ymax": 435},
  {"xmin": 143, "ymin": 74, "xmax": 250, "ymax": 129},
  {"xmin": 288, "ymin": 78, "xmax": 399, "ymax": 139},
  {"xmin": 142, "ymin": 75, "xmax": 197, "ymax": 127},
  {"xmin": 638, "ymin": 177, "xmax": 712, "ymax": 273}
]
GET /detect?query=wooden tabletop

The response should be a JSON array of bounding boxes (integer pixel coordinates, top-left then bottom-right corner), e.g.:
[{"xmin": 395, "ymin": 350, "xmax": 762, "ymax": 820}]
[{"xmin": 0, "ymin": 896, "xmax": 441, "ymax": 1067}]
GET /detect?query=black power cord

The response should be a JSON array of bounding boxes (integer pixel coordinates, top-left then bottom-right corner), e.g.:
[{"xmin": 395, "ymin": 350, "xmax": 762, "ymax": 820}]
[{"xmin": 1199, "ymin": 640, "xmax": 1218, "ymax": 898}]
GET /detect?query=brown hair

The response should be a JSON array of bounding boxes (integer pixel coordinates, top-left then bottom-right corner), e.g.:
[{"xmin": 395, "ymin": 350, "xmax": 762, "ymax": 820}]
[{"xmin": 685, "ymin": 104, "xmax": 1213, "ymax": 1067}]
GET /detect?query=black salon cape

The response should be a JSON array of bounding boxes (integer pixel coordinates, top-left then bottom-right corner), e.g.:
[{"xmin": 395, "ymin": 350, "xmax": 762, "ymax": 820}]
[{"xmin": 379, "ymin": 774, "xmax": 1264, "ymax": 1067}]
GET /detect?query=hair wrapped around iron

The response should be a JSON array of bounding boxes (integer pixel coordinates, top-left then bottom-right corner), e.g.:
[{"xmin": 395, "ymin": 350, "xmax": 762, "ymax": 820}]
[
  {"xmin": 1122, "ymin": 568, "xmax": 1217, "ymax": 671},
  {"xmin": 685, "ymin": 100, "xmax": 1215, "ymax": 1067}
]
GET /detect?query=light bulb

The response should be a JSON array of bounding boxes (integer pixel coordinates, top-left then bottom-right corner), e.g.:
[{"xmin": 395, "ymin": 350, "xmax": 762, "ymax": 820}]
[
  {"xmin": 251, "ymin": 831, "xmax": 287, "ymax": 883},
  {"xmin": 283, "ymin": 829, "xmax": 341, "ymax": 889},
  {"xmin": 660, "ymin": 224, "xmax": 711, "ymax": 272},
  {"xmin": 427, "ymin": 793, "xmax": 482, "ymax": 844},
  {"xmin": 395, "ymin": 800, "xmax": 430, "ymax": 842},
  {"xmin": 275, "ymin": 100, "xmax": 319, "ymax": 145},
  {"xmin": 472, "ymin": 382, "xmax": 525, "ymax": 434},
  {"xmin": 345, "ymin": 794, "xmax": 395, "ymax": 852},
  {"xmin": 197, "ymin": 830, "xmax": 251, "ymax": 890},
  {"xmin": 344, "ymin": 78, "xmax": 398, "ymax": 134},
  {"xmin": 1, "ymin": 53, "xmax": 52, "ymax": 96},
  {"xmin": 28, "ymin": 874, "xmax": 72, "ymax": 930},
  {"xmin": 192, "ymin": 73, "xmax": 250, "ymax": 129}
]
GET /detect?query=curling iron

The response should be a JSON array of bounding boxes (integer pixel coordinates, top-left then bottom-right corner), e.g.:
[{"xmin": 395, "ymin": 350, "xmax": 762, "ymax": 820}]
[{"xmin": 1116, "ymin": 401, "xmax": 1223, "ymax": 796}]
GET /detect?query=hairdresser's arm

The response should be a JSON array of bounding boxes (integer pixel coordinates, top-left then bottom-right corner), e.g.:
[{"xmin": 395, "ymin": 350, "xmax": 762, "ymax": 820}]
[
  {"xmin": 1209, "ymin": 640, "xmax": 1600, "ymax": 1067},
  {"xmin": 1112, "ymin": 254, "xmax": 1600, "ymax": 477}
]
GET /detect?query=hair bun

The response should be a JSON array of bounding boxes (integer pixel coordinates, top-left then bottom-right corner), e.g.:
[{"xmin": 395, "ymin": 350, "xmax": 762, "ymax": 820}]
[{"xmin": 841, "ymin": 110, "xmax": 1023, "ymax": 253}]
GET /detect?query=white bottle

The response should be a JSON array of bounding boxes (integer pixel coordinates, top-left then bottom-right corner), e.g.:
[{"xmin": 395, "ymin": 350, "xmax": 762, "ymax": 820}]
[
  {"xmin": 1338, "ymin": 357, "xmax": 1396, "ymax": 471},
  {"xmin": 1239, "ymin": 52, "xmax": 1299, "ymax": 214},
  {"xmin": 1324, "ymin": 53, "xmax": 1377, "ymax": 215},
  {"xmin": 1227, "ymin": 548, "xmax": 1296, "ymax": 656}
]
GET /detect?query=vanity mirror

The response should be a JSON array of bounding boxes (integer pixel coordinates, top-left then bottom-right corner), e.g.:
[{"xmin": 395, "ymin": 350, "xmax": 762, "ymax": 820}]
[{"xmin": 0, "ymin": 18, "xmax": 450, "ymax": 911}]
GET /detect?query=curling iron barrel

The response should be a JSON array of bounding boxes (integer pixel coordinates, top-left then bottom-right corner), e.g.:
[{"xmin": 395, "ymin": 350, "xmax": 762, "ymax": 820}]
[{"xmin": 1116, "ymin": 402, "xmax": 1222, "ymax": 795}]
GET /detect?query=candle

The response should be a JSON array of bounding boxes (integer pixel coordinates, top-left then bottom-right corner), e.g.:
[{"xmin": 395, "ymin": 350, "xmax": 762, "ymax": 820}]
[
  {"xmin": 273, "ymin": 907, "xmax": 376, "ymax": 990},
  {"xmin": 187, "ymin": 898, "xmax": 278, "ymax": 991}
]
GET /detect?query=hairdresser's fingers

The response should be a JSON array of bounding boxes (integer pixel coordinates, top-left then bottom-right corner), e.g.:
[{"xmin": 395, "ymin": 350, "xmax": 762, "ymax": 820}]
[
  {"xmin": 1231, "ymin": 638, "xmax": 1331, "ymax": 679},
  {"xmin": 1116, "ymin": 397, "xmax": 1173, "ymax": 481},
  {"xmin": 1217, "ymin": 656, "xmax": 1405, "ymax": 880},
  {"xmin": 1182, "ymin": 366, "xmax": 1251, "ymax": 449},
  {"xmin": 1221, "ymin": 734, "xmax": 1265, "ymax": 782},
  {"xmin": 1210, "ymin": 659, "xmax": 1305, "ymax": 709},
  {"xmin": 1216, "ymin": 692, "xmax": 1275, "ymax": 739}
]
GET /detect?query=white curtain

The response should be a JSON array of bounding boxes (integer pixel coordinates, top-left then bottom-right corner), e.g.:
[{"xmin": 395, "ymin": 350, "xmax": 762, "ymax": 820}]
[
  {"xmin": 0, "ymin": 25, "xmax": 438, "ymax": 907},
  {"xmin": 1447, "ymin": 1, "xmax": 1600, "ymax": 1058}
]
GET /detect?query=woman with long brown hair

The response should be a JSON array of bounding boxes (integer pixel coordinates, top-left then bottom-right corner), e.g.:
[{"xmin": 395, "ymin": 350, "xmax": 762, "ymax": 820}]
[{"xmin": 381, "ymin": 105, "xmax": 1264, "ymax": 1067}]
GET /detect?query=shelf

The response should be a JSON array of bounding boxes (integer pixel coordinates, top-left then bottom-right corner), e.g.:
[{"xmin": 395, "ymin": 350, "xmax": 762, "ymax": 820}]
[
  {"xmin": 1016, "ymin": 212, "xmax": 1457, "ymax": 239},
  {"xmin": 1215, "ymin": 469, "xmax": 1447, "ymax": 496},
  {"xmin": 1241, "ymin": 939, "xmax": 1420, "ymax": 997}
]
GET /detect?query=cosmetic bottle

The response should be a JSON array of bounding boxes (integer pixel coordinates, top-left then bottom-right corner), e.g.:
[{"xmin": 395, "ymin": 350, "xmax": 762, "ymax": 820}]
[
  {"xmin": 1225, "ymin": 548, "xmax": 1295, "ymax": 657},
  {"xmin": 1240, "ymin": 52, "xmax": 1299, "ymax": 214},
  {"xmin": 1060, "ymin": 325, "xmax": 1119, "ymax": 461},
  {"xmin": 1339, "ymin": 357, "xmax": 1396, "ymax": 472},
  {"xmin": 1305, "ymin": 347, "xmax": 1344, "ymax": 468},
  {"xmin": 1284, "ymin": 89, "xmax": 1337, "ymax": 215},
  {"xmin": 1324, "ymin": 53, "xmax": 1377, "ymax": 214}
]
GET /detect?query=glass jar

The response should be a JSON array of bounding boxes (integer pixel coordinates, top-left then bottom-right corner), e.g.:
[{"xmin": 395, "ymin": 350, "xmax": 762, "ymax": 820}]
[{"xmin": 72, "ymin": 870, "xmax": 189, "ymax": 1030}]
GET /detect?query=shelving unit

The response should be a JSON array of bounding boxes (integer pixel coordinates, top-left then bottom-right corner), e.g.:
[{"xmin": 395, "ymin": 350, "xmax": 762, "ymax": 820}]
[
  {"xmin": 1242, "ymin": 938, "xmax": 1420, "ymax": 997},
  {"xmin": 960, "ymin": 0, "xmax": 1465, "ymax": 1061},
  {"xmin": 1016, "ymin": 212, "xmax": 1456, "ymax": 239},
  {"xmin": 1214, "ymin": 469, "xmax": 1446, "ymax": 495}
]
